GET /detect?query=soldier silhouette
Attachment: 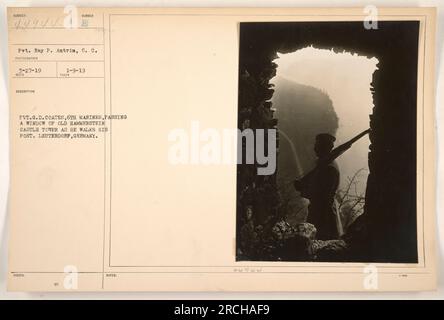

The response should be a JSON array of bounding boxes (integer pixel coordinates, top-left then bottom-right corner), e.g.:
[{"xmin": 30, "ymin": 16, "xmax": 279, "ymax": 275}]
[{"xmin": 293, "ymin": 133, "xmax": 342, "ymax": 240}]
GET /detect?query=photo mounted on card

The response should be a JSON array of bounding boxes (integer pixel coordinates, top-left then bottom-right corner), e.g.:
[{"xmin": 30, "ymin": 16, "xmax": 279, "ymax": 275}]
[{"xmin": 7, "ymin": 7, "xmax": 436, "ymax": 291}]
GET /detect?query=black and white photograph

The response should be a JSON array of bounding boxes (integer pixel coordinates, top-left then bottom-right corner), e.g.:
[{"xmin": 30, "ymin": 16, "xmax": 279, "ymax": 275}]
[{"xmin": 236, "ymin": 21, "xmax": 420, "ymax": 263}]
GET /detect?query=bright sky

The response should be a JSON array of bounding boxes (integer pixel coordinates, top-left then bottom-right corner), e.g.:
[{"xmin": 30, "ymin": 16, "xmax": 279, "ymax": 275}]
[{"xmin": 273, "ymin": 46, "xmax": 379, "ymax": 195}]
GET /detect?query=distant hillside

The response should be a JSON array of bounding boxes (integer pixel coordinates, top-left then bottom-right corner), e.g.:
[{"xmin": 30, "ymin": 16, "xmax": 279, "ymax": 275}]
[{"xmin": 271, "ymin": 76, "xmax": 338, "ymax": 223}]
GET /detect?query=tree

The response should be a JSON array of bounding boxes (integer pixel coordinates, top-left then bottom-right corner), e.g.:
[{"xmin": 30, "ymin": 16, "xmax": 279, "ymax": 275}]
[{"xmin": 335, "ymin": 168, "xmax": 367, "ymax": 232}]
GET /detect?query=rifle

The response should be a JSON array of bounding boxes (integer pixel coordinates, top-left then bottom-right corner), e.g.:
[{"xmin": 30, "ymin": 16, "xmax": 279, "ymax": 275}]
[
  {"xmin": 294, "ymin": 128, "xmax": 371, "ymax": 198},
  {"xmin": 323, "ymin": 128, "xmax": 370, "ymax": 164}
]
